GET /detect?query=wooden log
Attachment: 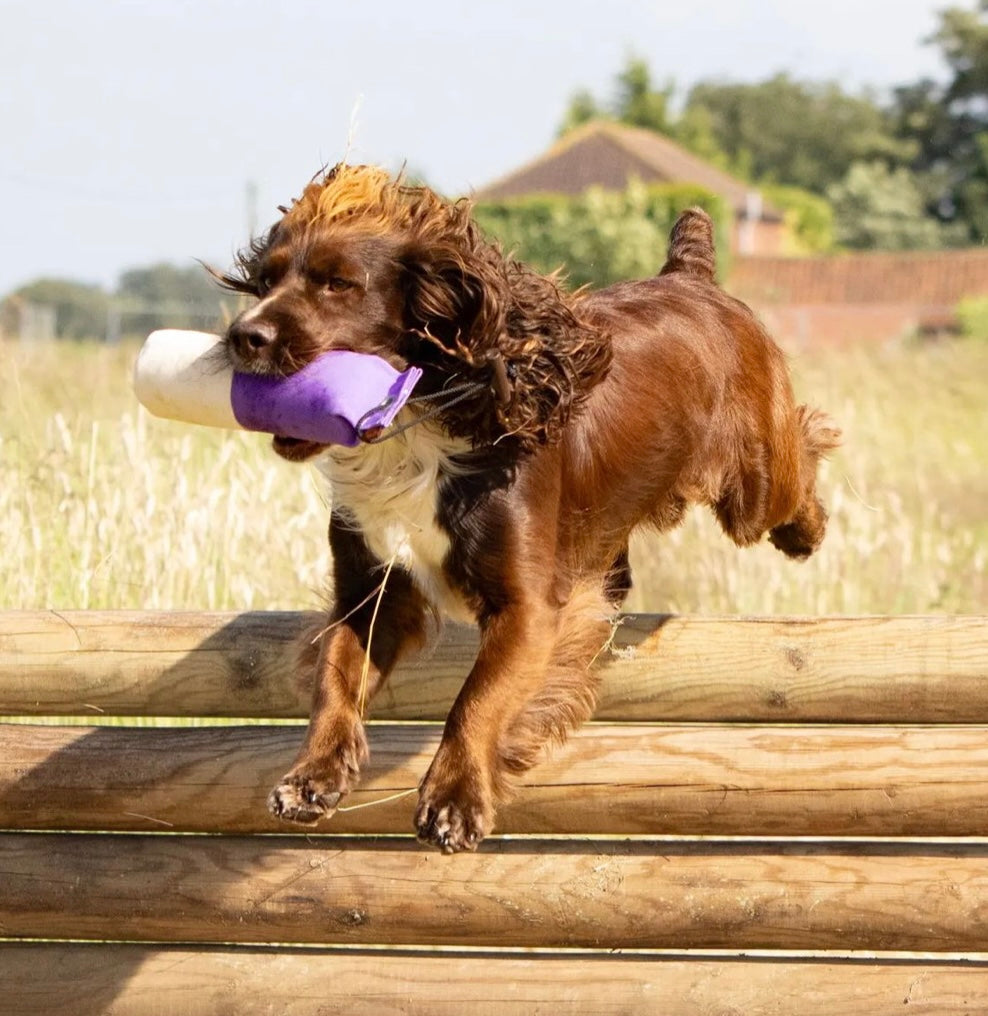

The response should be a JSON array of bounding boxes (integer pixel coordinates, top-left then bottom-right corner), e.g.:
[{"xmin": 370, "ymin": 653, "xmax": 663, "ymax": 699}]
[
  {"xmin": 5, "ymin": 721, "xmax": 988, "ymax": 837},
  {"xmin": 2, "ymin": 944, "xmax": 987, "ymax": 1016},
  {"xmin": 1, "ymin": 611, "xmax": 985, "ymax": 722},
  {"xmin": 3, "ymin": 833, "xmax": 988, "ymax": 952},
  {"xmin": 0, "ymin": 610, "xmax": 313, "ymax": 718}
]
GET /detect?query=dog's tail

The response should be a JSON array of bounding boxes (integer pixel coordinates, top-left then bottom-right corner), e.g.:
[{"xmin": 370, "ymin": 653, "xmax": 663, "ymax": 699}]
[{"xmin": 659, "ymin": 207, "xmax": 716, "ymax": 282}]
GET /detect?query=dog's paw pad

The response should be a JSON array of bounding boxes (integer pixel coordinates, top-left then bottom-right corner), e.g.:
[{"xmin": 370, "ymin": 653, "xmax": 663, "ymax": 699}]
[{"xmin": 415, "ymin": 798, "xmax": 487, "ymax": 854}]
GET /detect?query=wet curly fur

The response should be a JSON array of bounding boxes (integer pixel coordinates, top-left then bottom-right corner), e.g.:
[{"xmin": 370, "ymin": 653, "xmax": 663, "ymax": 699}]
[
  {"xmin": 216, "ymin": 164, "xmax": 609, "ymax": 452},
  {"xmin": 216, "ymin": 163, "xmax": 840, "ymax": 853}
]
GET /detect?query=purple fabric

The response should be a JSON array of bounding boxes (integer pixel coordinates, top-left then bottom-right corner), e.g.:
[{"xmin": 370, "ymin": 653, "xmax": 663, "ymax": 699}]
[{"xmin": 230, "ymin": 350, "xmax": 422, "ymax": 446}]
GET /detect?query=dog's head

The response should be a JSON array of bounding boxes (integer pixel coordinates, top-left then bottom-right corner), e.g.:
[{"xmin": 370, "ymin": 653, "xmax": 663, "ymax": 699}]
[{"xmin": 214, "ymin": 164, "xmax": 610, "ymax": 459}]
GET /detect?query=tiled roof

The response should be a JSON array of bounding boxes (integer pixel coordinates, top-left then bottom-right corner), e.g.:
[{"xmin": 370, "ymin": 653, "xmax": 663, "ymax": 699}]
[
  {"xmin": 730, "ymin": 250, "xmax": 988, "ymax": 305},
  {"xmin": 474, "ymin": 121, "xmax": 780, "ymax": 221}
]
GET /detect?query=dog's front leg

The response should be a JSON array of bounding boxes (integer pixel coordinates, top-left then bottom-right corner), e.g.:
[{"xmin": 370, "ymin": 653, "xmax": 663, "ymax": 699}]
[
  {"xmin": 268, "ymin": 622, "xmax": 378, "ymax": 823},
  {"xmin": 269, "ymin": 521, "xmax": 427, "ymax": 825},
  {"xmin": 416, "ymin": 602, "xmax": 557, "ymax": 853}
]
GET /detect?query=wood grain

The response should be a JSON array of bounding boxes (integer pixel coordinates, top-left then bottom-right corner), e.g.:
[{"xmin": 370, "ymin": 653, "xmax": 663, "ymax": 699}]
[
  {"xmin": 1, "ymin": 944, "xmax": 986, "ymax": 1016},
  {"xmin": 5, "ymin": 721, "xmax": 988, "ymax": 837},
  {"xmin": 3, "ymin": 834, "xmax": 988, "ymax": 952},
  {"xmin": 5, "ymin": 610, "xmax": 988, "ymax": 1002},
  {"xmin": 1, "ymin": 611, "xmax": 985, "ymax": 721}
]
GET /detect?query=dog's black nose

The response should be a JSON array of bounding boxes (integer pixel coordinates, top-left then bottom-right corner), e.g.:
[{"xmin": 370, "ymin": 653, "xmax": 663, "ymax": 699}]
[{"xmin": 229, "ymin": 317, "xmax": 277, "ymax": 361}]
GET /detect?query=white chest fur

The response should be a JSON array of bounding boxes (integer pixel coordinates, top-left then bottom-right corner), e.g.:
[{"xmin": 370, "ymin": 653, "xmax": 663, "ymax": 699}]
[{"xmin": 315, "ymin": 428, "xmax": 476, "ymax": 624}]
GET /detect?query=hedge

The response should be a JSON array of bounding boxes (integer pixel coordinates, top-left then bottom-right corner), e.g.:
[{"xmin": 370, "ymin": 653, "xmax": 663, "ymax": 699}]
[{"xmin": 473, "ymin": 180, "xmax": 731, "ymax": 289}]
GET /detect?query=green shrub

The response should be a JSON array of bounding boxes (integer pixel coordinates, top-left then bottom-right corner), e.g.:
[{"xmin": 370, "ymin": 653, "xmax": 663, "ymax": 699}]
[
  {"xmin": 1, "ymin": 278, "xmax": 110, "ymax": 340},
  {"xmin": 473, "ymin": 180, "xmax": 730, "ymax": 289},
  {"xmin": 956, "ymin": 295, "xmax": 988, "ymax": 339},
  {"xmin": 761, "ymin": 184, "xmax": 835, "ymax": 254}
]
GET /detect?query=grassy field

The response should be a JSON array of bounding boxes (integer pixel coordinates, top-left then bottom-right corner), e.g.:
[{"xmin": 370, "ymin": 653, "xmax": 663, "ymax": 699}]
[{"xmin": 1, "ymin": 336, "xmax": 985, "ymax": 615}]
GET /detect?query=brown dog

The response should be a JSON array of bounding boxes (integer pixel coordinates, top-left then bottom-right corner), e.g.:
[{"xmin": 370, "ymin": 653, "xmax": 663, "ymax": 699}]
[{"xmin": 217, "ymin": 164, "xmax": 839, "ymax": 853}]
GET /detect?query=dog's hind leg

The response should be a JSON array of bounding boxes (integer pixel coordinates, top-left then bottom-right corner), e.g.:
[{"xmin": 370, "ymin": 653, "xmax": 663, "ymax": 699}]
[
  {"xmin": 769, "ymin": 405, "xmax": 841, "ymax": 560},
  {"xmin": 496, "ymin": 581, "xmax": 616, "ymax": 781},
  {"xmin": 415, "ymin": 578, "xmax": 617, "ymax": 853}
]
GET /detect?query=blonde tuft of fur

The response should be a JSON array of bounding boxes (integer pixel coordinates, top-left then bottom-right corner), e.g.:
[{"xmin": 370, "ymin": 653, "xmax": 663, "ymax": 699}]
[{"xmin": 283, "ymin": 163, "xmax": 446, "ymax": 238}]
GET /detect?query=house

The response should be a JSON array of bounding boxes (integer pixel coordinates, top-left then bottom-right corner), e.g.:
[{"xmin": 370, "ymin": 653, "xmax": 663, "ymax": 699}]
[{"xmin": 473, "ymin": 120, "xmax": 785, "ymax": 256}]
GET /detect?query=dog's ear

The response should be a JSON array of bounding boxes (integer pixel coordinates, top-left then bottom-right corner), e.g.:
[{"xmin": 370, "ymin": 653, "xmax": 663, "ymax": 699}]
[
  {"xmin": 399, "ymin": 242, "xmax": 513, "ymax": 445},
  {"xmin": 401, "ymin": 242, "xmax": 507, "ymax": 360},
  {"xmin": 400, "ymin": 236, "xmax": 612, "ymax": 450}
]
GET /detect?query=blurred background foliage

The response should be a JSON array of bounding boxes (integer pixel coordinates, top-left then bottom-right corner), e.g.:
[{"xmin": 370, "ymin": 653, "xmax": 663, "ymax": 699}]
[
  {"xmin": 558, "ymin": 2, "xmax": 988, "ymax": 253},
  {"xmin": 4, "ymin": 1, "xmax": 988, "ymax": 338},
  {"xmin": 473, "ymin": 183, "xmax": 731, "ymax": 288}
]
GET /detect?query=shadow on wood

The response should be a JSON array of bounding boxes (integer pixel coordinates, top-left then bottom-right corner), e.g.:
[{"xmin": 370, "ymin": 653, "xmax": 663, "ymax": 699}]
[{"xmin": 1, "ymin": 610, "xmax": 987, "ymax": 1014}]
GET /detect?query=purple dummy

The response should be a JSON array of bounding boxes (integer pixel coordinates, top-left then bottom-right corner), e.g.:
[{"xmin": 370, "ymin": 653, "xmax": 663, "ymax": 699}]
[
  {"xmin": 232, "ymin": 351, "xmax": 423, "ymax": 446},
  {"xmin": 133, "ymin": 330, "xmax": 423, "ymax": 446}
]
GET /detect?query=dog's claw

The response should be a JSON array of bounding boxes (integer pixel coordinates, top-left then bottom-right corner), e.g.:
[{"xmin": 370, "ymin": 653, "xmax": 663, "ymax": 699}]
[
  {"xmin": 415, "ymin": 798, "xmax": 487, "ymax": 854},
  {"xmin": 268, "ymin": 777, "xmax": 342, "ymax": 825}
]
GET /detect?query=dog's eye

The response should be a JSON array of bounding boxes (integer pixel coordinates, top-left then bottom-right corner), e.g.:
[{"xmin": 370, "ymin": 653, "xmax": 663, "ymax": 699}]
[
  {"xmin": 256, "ymin": 274, "xmax": 272, "ymax": 297},
  {"xmin": 324, "ymin": 277, "xmax": 354, "ymax": 293}
]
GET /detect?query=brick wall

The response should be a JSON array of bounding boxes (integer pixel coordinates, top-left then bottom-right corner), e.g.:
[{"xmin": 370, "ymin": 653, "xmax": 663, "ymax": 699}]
[
  {"xmin": 728, "ymin": 250, "xmax": 988, "ymax": 347},
  {"xmin": 749, "ymin": 303, "xmax": 951, "ymax": 350}
]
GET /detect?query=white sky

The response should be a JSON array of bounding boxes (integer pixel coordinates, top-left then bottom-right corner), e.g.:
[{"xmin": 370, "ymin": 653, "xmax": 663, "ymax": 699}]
[{"xmin": 0, "ymin": 0, "xmax": 951, "ymax": 295}]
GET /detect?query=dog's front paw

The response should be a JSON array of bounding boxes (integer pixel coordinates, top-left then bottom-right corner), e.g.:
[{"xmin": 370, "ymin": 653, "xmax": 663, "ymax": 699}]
[
  {"xmin": 415, "ymin": 765, "xmax": 494, "ymax": 854},
  {"xmin": 268, "ymin": 723, "xmax": 368, "ymax": 825},
  {"xmin": 267, "ymin": 773, "xmax": 344, "ymax": 825}
]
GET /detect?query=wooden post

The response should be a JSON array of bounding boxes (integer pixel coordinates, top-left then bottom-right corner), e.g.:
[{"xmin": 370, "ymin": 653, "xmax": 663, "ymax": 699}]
[
  {"xmin": 2, "ymin": 610, "xmax": 988, "ymax": 1015},
  {"xmin": 1, "ymin": 611, "xmax": 985, "ymax": 720},
  {"xmin": 4, "ymin": 834, "xmax": 988, "ymax": 952},
  {"xmin": 2, "ymin": 944, "xmax": 986, "ymax": 1016},
  {"xmin": 4, "ymin": 721, "xmax": 988, "ymax": 837}
]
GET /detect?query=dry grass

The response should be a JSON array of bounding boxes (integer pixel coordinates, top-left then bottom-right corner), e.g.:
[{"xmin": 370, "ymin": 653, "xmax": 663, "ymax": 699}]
[
  {"xmin": 1, "ymin": 336, "xmax": 985, "ymax": 614},
  {"xmin": 2, "ymin": 340, "xmax": 330, "ymax": 610}
]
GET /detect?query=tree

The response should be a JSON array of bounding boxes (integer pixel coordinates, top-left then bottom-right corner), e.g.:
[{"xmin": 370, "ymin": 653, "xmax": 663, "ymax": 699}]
[
  {"xmin": 559, "ymin": 55, "xmax": 676, "ymax": 139},
  {"xmin": 684, "ymin": 74, "xmax": 914, "ymax": 194},
  {"xmin": 937, "ymin": 0, "xmax": 988, "ymax": 102},
  {"xmin": 116, "ymin": 262, "xmax": 236, "ymax": 335},
  {"xmin": 674, "ymin": 103, "xmax": 732, "ymax": 170},
  {"xmin": 613, "ymin": 58, "xmax": 674, "ymax": 134},
  {"xmin": 826, "ymin": 161, "xmax": 966, "ymax": 250},
  {"xmin": 892, "ymin": 1, "xmax": 988, "ymax": 242},
  {"xmin": 557, "ymin": 89, "xmax": 603, "ymax": 136},
  {"xmin": 1, "ymin": 278, "xmax": 110, "ymax": 339}
]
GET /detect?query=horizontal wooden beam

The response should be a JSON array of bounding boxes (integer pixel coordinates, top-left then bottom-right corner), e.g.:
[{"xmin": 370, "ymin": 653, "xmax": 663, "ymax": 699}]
[
  {"xmin": 5, "ymin": 722, "xmax": 988, "ymax": 837},
  {"xmin": 3, "ymin": 834, "xmax": 988, "ymax": 952},
  {"xmin": 1, "ymin": 611, "xmax": 985, "ymax": 722},
  {"xmin": 2, "ymin": 944, "xmax": 987, "ymax": 1016}
]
